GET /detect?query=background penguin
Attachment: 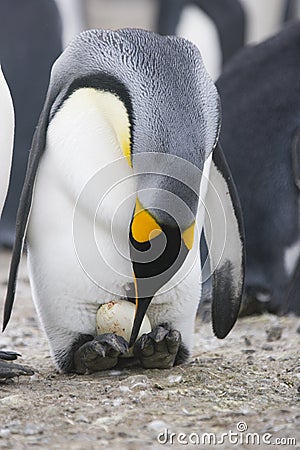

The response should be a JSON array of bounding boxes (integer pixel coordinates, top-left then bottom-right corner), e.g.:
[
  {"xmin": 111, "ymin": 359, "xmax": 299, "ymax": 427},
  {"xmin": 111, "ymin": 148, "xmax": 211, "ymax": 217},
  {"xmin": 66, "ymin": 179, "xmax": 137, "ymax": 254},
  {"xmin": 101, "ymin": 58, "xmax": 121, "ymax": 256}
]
[
  {"xmin": 157, "ymin": 0, "xmax": 245, "ymax": 80},
  {"xmin": 0, "ymin": 0, "xmax": 62, "ymax": 248},
  {"xmin": 2, "ymin": 29, "xmax": 244, "ymax": 374},
  {"xmin": 0, "ymin": 67, "xmax": 14, "ymax": 220},
  {"xmin": 0, "ymin": 67, "xmax": 34, "ymax": 379},
  {"xmin": 217, "ymin": 21, "xmax": 300, "ymax": 315},
  {"xmin": 156, "ymin": 0, "xmax": 300, "ymax": 80}
]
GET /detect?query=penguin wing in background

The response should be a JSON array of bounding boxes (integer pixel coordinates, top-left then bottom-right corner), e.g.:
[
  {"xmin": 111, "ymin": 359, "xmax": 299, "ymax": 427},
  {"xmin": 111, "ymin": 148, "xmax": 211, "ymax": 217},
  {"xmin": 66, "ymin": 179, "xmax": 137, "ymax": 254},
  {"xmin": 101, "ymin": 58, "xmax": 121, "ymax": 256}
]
[
  {"xmin": 0, "ymin": 69, "xmax": 37, "ymax": 379},
  {"xmin": 285, "ymin": 256, "xmax": 300, "ymax": 315},
  {"xmin": 204, "ymin": 143, "xmax": 245, "ymax": 338},
  {"xmin": 285, "ymin": 130, "xmax": 300, "ymax": 314},
  {"xmin": 2, "ymin": 71, "xmax": 58, "ymax": 331},
  {"xmin": 0, "ymin": 67, "xmax": 14, "ymax": 218}
]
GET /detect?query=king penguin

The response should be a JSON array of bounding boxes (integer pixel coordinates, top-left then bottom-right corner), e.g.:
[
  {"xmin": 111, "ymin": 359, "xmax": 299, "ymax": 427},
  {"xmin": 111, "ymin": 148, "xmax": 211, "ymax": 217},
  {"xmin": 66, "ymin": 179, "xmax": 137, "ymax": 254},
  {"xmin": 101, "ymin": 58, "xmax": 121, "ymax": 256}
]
[
  {"xmin": 0, "ymin": 67, "xmax": 34, "ymax": 379},
  {"xmin": 2, "ymin": 29, "xmax": 244, "ymax": 374},
  {"xmin": 157, "ymin": 0, "xmax": 245, "ymax": 80},
  {"xmin": 0, "ymin": 0, "xmax": 62, "ymax": 248},
  {"xmin": 217, "ymin": 21, "xmax": 300, "ymax": 315}
]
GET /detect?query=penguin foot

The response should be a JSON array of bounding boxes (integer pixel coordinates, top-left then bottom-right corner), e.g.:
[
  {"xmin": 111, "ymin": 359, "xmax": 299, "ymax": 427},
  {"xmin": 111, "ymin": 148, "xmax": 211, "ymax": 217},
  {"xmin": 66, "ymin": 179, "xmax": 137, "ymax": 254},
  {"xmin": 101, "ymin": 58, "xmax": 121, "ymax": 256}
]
[
  {"xmin": 133, "ymin": 325, "xmax": 181, "ymax": 369},
  {"xmin": 0, "ymin": 355, "xmax": 34, "ymax": 380},
  {"xmin": 0, "ymin": 350, "xmax": 21, "ymax": 361},
  {"xmin": 73, "ymin": 333, "xmax": 129, "ymax": 374}
]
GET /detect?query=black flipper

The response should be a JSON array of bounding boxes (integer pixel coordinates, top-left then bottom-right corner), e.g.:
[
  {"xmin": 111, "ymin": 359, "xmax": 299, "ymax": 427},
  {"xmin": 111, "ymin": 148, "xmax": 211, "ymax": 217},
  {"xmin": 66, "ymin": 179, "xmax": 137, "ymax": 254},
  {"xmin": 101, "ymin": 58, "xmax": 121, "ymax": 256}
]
[
  {"xmin": 204, "ymin": 144, "xmax": 245, "ymax": 338},
  {"xmin": 285, "ymin": 257, "xmax": 300, "ymax": 315},
  {"xmin": 2, "ymin": 94, "xmax": 54, "ymax": 331}
]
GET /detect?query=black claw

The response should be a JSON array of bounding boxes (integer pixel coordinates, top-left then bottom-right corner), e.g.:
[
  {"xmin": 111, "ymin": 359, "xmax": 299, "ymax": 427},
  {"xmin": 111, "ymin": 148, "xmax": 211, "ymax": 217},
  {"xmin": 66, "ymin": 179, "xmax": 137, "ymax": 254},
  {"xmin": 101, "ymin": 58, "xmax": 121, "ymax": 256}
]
[
  {"xmin": 151, "ymin": 326, "xmax": 169, "ymax": 343},
  {"xmin": 139, "ymin": 334, "xmax": 154, "ymax": 357},
  {"xmin": 166, "ymin": 330, "xmax": 181, "ymax": 354},
  {"xmin": 95, "ymin": 334, "xmax": 129, "ymax": 355},
  {"xmin": 93, "ymin": 341, "xmax": 106, "ymax": 359},
  {"xmin": 0, "ymin": 351, "xmax": 22, "ymax": 361}
]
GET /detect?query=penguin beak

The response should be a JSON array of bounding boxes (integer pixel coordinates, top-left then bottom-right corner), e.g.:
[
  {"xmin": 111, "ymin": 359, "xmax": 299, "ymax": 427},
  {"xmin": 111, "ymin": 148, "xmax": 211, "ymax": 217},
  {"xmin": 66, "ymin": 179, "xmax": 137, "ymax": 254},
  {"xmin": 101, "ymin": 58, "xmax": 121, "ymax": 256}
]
[
  {"xmin": 128, "ymin": 198, "xmax": 194, "ymax": 346},
  {"xmin": 129, "ymin": 279, "xmax": 152, "ymax": 348}
]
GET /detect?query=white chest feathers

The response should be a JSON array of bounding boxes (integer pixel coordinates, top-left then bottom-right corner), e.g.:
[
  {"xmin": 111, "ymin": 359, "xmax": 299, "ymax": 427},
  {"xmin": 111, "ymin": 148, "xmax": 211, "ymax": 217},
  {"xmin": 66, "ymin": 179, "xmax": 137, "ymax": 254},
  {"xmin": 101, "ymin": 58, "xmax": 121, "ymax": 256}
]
[{"xmin": 27, "ymin": 88, "xmax": 136, "ymax": 297}]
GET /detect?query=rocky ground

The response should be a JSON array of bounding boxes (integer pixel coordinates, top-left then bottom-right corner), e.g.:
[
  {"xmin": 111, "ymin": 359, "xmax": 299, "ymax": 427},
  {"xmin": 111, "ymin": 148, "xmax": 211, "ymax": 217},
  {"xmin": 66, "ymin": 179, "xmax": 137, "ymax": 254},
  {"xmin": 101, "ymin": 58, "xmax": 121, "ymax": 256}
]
[{"xmin": 0, "ymin": 250, "xmax": 299, "ymax": 450}]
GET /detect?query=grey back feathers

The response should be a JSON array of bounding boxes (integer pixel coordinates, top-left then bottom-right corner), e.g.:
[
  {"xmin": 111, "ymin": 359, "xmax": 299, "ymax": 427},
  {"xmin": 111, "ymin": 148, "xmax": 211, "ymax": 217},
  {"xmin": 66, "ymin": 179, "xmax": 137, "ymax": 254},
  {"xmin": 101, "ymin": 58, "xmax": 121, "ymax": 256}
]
[{"xmin": 51, "ymin": 29, "xmax": 220, "ymax": 164}]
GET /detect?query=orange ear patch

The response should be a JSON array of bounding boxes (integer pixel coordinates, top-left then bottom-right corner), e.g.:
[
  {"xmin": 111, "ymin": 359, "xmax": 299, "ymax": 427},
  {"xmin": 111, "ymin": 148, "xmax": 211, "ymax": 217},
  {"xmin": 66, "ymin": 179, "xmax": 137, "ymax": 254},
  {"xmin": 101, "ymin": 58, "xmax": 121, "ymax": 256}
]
[
  {"xmin": 131, "ymin": 198, "xmax": 162, "ymax": 243},
  {"xmin": 182, "ymin": 221, "xmax": 195, "ymax": 250}
]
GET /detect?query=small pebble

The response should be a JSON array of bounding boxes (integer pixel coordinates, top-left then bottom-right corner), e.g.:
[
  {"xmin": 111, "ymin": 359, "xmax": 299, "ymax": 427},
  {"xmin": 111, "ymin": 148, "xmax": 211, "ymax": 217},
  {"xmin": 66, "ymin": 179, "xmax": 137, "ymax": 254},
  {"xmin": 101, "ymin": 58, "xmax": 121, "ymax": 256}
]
[
  {"xmin": 168, "ymin": 375, "xmax": 182, "ymax": 384},
  {"xmin": 266, "ymin": 326, "xmax": 283, "ymax": 342},
  {"xmin": 243, "ymin": 336, "xmax": 252, "ymax": 346},
  {"xmin": 108, "ymin": 370, "xmax": 123, "ymax": 376},
  {"xmin": 124, "ymin": 375, "xmax": 150, "ymax": 389},
  {"xmin": 119, "ymin": 385, "xmax": 130, "ymax": 393},
  {"xmin": 75, "ymin": 415, "xmax": 89, "ymax": 424},
  {"xmin": 24, "ymin": 424, "xmax": 42, "ymax": 436},
  {"xmin": 0, "ymin": 395, "xmax": 28, "ymax": 408},
  {"xmin": 92, "ymin": 415, "xmax": 122, "ymax": 428},
  {"xmin": 112, "ymin": 398, "xmax": 123, "ymax": 407},
  {"xmin": 147, "ymin": 420, "xmax": 168, "ymax": 432},
  {"xmin": 262, "ymin": 344, "xmax": 273, "ymax": 351},
  {"xmin": 0, "ymin": 429, "xmax": 10, "ymax": 438},
  {"xmin": 246, "ymin": 356, "xmax": 254, "ymax": 365}
]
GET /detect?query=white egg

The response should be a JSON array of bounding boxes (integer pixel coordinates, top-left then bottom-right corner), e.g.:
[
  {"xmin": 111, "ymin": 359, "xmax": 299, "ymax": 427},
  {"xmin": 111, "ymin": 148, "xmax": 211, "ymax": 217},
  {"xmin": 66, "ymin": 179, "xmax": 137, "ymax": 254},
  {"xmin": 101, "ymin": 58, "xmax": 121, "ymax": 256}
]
[{"xmin": 96, "ymin": 299, "xmax": 151, "ymax": 357}]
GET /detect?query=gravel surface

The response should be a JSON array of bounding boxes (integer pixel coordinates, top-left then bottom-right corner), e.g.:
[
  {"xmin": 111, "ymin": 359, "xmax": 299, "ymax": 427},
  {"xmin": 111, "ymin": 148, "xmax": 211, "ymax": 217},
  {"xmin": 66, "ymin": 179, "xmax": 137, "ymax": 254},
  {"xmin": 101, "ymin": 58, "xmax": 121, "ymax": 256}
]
[{"xmin": 0, "ymin": 250, "xmax": 299, "ymax": 450}]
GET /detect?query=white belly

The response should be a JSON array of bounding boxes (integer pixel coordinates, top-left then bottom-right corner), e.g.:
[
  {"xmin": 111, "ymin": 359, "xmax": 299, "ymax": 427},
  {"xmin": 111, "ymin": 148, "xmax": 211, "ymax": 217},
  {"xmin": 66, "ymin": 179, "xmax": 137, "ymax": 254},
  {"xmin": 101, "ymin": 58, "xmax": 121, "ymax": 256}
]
[
  {"xmin": 26, "ymin": 87, "xmax": 204, "ymax": 358},
  {"xmin": 27, "ymin": 88, "xmax": 136, "ymax": 344}
]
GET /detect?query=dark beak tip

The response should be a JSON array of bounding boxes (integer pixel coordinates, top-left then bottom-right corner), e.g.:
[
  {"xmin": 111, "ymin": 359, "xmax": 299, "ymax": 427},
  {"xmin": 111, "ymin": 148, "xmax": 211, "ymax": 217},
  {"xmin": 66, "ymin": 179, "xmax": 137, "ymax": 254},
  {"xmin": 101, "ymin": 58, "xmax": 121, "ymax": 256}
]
[
  {"xmin": 128, "ymin": 331, "xmax": 135, "ymax": 347},
  {"xmin": 129, "ymin": 296, "xmax": 152, "ymax": 347},
  {"xmin": 129, "ymin": 321, "xmax": 141, "ymax": 347}
]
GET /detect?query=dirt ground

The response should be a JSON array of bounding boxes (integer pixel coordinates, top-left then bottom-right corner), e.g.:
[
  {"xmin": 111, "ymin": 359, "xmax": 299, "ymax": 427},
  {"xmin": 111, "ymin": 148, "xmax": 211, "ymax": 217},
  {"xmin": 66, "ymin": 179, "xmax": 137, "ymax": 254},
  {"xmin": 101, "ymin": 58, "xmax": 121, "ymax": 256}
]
[{"xmin": 0, "ymin": 250, "xmax": 299, "ymax": 450}]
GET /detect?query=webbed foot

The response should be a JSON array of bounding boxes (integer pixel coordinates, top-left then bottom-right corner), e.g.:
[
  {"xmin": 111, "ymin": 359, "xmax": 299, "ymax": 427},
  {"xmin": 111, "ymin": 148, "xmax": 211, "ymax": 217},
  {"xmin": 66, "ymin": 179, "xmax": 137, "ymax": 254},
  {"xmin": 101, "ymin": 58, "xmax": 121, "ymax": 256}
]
[
  {"xmin": 73, "ymin": 333, "xmax": 129, "ymax": 374},
  {"xmin": 0, "ymin": 351, "xmax": 34, "ymax": 380},
  {"xmin": 133, "ymin": 325, "xmax": 182, "ymax": 369}
]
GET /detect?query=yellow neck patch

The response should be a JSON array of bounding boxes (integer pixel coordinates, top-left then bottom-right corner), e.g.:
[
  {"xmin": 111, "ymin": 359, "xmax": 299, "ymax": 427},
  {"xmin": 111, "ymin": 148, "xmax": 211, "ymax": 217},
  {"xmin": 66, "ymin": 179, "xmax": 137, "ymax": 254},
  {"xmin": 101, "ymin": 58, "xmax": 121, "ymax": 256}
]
[
  {"xmin": 131, "ymin": 198, "xmax": 162, "ymax": 243},
  {"xmin": 182, "ymin": 221, "xmax": 195, "ymax": 250},
  {"xmin": 102, "ymin": 91, "xmax": 131, "ymax": 166},
  {"xmin": 84, "ymin": 88, "xmax": 132, "ymax": 166}
]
